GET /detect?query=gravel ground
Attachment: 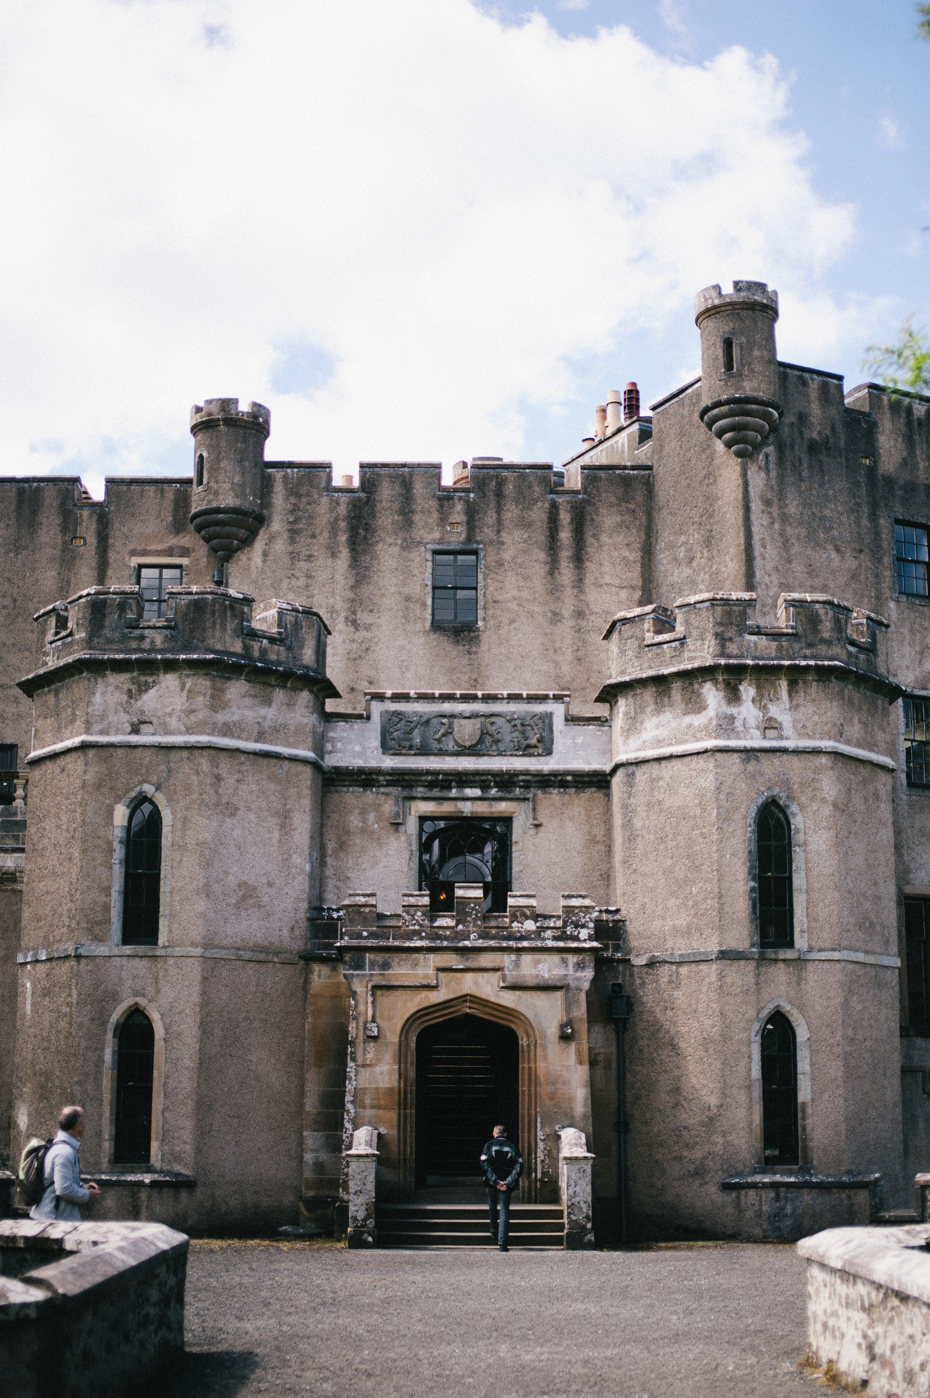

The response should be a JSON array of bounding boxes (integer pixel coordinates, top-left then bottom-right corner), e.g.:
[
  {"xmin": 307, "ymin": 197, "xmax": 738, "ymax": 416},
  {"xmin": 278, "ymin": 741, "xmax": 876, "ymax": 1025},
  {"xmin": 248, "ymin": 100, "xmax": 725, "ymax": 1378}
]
[{"xmin": 156, "ymin": 1239, "xmax": 822, "ymax": 1398}]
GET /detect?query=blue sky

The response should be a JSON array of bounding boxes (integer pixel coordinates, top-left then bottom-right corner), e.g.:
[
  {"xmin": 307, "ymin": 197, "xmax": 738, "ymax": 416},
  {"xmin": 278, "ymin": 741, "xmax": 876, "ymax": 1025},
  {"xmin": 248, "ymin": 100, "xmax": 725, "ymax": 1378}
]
[{"xmin": 0, "ymin": 0, "xmax": 926, "ymax": 490}]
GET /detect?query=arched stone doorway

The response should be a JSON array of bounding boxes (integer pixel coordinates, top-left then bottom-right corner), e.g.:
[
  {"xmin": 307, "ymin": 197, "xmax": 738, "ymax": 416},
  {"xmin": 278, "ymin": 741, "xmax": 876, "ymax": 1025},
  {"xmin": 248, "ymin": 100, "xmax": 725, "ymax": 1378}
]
[
  {"xmin": 398, "ymin": 994, "xmax": 538, "ymax": 1200},
  {"xmin": 414, "ymin": 1013, "xmax": 518, "ymax": 1187}
]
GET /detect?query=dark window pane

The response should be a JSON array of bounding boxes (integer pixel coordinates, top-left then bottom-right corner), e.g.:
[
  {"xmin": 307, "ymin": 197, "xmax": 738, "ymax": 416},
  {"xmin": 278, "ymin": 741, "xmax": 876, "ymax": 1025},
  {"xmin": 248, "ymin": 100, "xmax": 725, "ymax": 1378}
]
[
  {"xmin": 757, "ymin": 803, "xmax": 794, "ymax": 948},
  {"xmin": 123, "ymin": 800, "xmax": 161, "ymax": 945},
  {"xmin": 420, "ymin": 818, "xmax": 511, "ymax": 914},
  {"xmin": 904, "ymin": 697, "xmax": 930, "ymax": 787},
  {"xmin": 895, "ymin": 523, "xmax": 929, "ymax": 597},
  {"xmin": 432, "ymin": 552, "xmax": 479, "ymax": 625},
  {"xmin": 761, "ymin": 1011, "xmax": 799, "ymax": 1165},
  {"xmin": 905, "ymin": 899, "xmax": 930, "ymax": 1027},
  {"xmin": 114, "ymin": 1009, "xmax": 154, "ymax": 1164},
  {"xmin": 138, "ymin": 565, "xmax": 183, "ymax": 620}
]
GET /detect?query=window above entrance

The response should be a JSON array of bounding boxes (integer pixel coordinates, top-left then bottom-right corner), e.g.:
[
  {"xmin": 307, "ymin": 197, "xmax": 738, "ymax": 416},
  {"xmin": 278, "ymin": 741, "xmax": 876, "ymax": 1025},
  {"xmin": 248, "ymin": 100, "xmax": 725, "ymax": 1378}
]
[{"xmin": 419, "ymin": 817, "xmax": 511, "ymax": 914}]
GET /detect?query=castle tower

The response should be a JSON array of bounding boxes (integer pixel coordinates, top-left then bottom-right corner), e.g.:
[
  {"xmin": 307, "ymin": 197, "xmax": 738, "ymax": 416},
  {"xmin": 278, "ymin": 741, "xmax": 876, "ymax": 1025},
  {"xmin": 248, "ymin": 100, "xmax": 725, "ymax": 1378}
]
[
  {"xmin": 189, "ymin": 398, "xmax": 270, "ymax": 581},
  {"xmin": 695, "ymin": 280, "xmax": 781, "ymax": 457},
  {"xmin": 12, "ymin": 583, "xmax": 337, "ymax": 1232},
  {"xmin": 599, "ymin": 593, "xmax": 904, "ymax": 1239}
]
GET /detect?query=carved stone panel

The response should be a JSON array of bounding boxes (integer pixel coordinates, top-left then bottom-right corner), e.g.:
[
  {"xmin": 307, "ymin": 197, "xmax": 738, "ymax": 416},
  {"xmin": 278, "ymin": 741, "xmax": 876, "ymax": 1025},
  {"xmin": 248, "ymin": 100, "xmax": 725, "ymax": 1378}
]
[{"xmin": 381, "ymin": 709, "xmax": 554, "ymax": 756}]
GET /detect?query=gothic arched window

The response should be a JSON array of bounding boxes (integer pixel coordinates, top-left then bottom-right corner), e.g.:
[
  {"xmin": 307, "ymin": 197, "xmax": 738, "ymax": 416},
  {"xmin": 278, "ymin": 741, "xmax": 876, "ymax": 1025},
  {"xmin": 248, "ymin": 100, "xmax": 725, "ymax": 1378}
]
[
  {"xmin": 761, "ymin": 1011, "xmax": 799, "ymax": 1166},
  {"xmin": 114, "ymin": 1008, "xmax": 155, "ymax": 1164},
  {"xmin": 757, "ymin": 802, "xmax": 794, "ymax": 948},
  {"xmin": 122, "ymin": 799, "xmax": 161, "ymax": 945}
]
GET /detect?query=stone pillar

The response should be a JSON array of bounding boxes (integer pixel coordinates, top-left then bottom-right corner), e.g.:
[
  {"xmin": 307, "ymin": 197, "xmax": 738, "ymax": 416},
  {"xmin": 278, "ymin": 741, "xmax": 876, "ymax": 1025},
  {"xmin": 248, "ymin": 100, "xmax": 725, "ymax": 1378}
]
[
  {"xmin": 558, "ymin": 1127, "xmax": 595, "ymax": 1250},
  {"xmin": 345, "ymin": 1126, "xmax": 380, "ymax": 1248},
  {"xmin": 916, "ymin": 1172, "xmax": 930, "ymax": 1222}
]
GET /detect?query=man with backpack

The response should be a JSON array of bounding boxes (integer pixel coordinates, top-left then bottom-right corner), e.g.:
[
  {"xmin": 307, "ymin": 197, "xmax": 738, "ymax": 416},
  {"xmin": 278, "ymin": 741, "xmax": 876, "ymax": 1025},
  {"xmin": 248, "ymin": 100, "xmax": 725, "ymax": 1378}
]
[
  {"xmin": 22, "ymin": 1105, "xmax": 101, "ymax": 1220},
  {"xmin": 480, "ymin": 1124, "xmax": 522, "ymax": 1252}
]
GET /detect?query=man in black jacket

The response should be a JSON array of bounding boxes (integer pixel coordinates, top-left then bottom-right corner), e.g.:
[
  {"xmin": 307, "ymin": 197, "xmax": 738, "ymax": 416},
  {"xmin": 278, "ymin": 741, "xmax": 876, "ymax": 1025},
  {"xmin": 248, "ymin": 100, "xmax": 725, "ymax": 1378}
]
[{"xmin": 480, "ymin": 1125, "xmax": 522, "ymax": 1252}]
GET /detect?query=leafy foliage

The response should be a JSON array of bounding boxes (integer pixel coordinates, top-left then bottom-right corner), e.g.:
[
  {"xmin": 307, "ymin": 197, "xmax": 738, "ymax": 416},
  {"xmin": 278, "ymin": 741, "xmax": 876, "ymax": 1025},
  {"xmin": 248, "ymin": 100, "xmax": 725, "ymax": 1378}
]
[
  {"xmin": 919, "ymin": 3, "xmax": 930, "ymax": 41},
  {"xmin": 865, "ymin": 319, "xmax": 930, "ymax": 396}
]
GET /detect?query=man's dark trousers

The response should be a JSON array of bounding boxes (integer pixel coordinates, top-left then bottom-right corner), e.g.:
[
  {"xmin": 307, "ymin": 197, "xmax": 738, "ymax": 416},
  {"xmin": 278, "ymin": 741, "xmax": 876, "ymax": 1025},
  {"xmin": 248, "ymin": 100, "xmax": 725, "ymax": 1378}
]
[{"xmin": 487, "ymin": 1185, "xmax": 513, "ymax": 1247}]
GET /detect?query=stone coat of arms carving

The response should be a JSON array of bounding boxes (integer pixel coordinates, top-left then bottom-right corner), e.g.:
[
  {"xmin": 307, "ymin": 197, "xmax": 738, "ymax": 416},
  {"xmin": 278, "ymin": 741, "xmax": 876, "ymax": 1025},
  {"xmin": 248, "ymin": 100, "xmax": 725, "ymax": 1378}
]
[{"xmin": 381, "ymin": 710, "xmax": 553, "ymax": 756}]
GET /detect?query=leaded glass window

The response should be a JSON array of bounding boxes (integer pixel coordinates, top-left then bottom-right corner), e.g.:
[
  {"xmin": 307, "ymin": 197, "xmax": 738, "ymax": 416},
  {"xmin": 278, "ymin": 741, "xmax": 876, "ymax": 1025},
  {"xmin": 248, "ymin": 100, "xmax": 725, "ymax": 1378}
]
[
  {"xmin": 122, "ymin": 800, "xmax": 161, "ymax": 946},
  {"xmin": 757, "ymin": 803, "xmax": 794, "ymax": 948},
  {"xmin": 905, "ymin": 899, "xmax": 930, "ymax": 1030},
  {"xmin": 138, "ymin": 565, "xmax": 183, "ymax": 620},
  {"xmin": 904, "ymin": 698, "xmax": 930, "ymax": 787},
  {"xmin": 420, "ymin": 818, "xmax": 511, "ymax": 914},
  {"xmin": 432, "ymin": 552, "xmax": 478, "ymax": 625},
  {"xmin": 761, "ymin": 1011, "xmax": 799, "ymax": 1165},
  {"xmin": 114, "ymin": 1009, "xmax": 154, "ymax": 1165},
  {"xmin": 895, "ymin": 522, "xmax": 929, "ymax": 597}
]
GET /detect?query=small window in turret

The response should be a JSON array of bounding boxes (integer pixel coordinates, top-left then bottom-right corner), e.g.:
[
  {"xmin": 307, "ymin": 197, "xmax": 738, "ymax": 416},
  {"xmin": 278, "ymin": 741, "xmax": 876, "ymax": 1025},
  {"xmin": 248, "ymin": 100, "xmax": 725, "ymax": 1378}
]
[
  {"xmin": 195, "ymin": 453, "xmax": 205, "ymax": 487},
  {"xmin": 895, "ymin": 522, "xmax": 929, "ymax": 597},
  {"xmin": 722, "ymin": 337, "xmax": 735, "ymax": 373},
  {"xmin": 138, "ymin": 566, "xmax": 183, "ymax": 620}
]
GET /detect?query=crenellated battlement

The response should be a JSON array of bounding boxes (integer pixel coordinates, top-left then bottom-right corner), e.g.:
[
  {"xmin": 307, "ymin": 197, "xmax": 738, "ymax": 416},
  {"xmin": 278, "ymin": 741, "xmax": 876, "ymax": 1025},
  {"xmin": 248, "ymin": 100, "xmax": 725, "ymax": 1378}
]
[
  {"xmin": 312, "ymin": 887, "xmax": 625, "ymax": 951},
  {"xmin": 599, "ymin": 591, "xmax": 894, "ymax": 697},
  {"xmin": 21, "ymin": 585, "xmax": 337, "ymax": 695},
  {"xmin": 190, "ymin": 398, "xmax": 270, "ymax": 433}
]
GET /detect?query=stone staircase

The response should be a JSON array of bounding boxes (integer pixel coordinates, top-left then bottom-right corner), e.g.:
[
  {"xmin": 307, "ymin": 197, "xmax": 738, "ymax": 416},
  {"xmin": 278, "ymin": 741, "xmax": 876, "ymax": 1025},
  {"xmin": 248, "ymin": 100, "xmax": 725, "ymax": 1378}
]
[{"xmin": 377, "ymin": 1202, "xmax": 565, "ymax": 1249}]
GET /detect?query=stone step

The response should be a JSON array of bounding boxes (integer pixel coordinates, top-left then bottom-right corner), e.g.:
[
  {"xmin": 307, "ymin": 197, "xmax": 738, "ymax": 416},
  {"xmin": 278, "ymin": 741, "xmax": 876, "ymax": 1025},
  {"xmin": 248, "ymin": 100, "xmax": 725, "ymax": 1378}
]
[
  {"xmin": 378, "ymin": 1204, "xmax": 562, "ymax": 1217},
  {"xmin": 378, "ymin": 1217, "xmax": 563, "ymax": 1234},
  {"xmin": 378, "ymin": 1230, "xmax": 562, "ymax": 1249}
]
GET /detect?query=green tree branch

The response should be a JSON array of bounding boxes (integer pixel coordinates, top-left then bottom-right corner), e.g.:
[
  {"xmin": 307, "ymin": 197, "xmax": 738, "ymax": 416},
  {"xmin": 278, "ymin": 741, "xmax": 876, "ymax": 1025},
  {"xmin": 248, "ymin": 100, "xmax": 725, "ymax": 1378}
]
[{"xmin": 864, "ymin": 319, "xmax": 930, "ymax": 396}]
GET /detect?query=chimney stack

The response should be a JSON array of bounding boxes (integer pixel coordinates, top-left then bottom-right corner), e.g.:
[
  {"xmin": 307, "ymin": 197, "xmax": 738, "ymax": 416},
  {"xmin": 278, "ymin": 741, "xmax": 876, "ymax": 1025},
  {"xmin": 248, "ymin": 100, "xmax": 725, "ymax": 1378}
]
[
  {"xmin": 623, "ymin": 383, "xmax": 640, "ymax": 423},
  {"xmin": 605, "ymin": 391, "xmax": 622, "ymax": 434},
  {"xmin": 595, "ymin": 405, "xmax": 607, "ymax": 441}
]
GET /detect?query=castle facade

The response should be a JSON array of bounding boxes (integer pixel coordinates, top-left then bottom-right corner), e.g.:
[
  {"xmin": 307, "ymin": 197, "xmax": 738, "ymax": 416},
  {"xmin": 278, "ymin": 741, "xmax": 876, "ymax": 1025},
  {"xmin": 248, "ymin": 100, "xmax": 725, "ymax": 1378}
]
[{"xmin": 1, "ymin": 280, "xmax": 928, "ymax": 1241}]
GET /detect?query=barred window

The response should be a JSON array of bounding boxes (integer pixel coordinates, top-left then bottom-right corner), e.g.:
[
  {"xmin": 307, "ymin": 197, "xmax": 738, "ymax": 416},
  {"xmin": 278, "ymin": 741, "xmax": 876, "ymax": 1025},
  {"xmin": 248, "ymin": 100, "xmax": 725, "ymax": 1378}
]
[
  {"xmin": 904, "ymin": 698, "xmax": 930, "ymax": 787},
  {"xmin": 432, "ymin": 552, "xmax": 478, "ymax": 625},
  {"xmin": 114, "ymin": 1008, "xmax": 155, "ymax": 1164},
  {"xmin": 905, "ymin": 900, "xmax": 930, "ymax": 1030},
  {"xmin": 756, "ymin": 802, "xmax": 794, "ymax": 948},
  {"xmin": 138, "ymin": 565, "xmax": 183, "ymax": 620},
  {"xmin": 122, "ymin": 800, "xmax": 161, "ymax": 945},
  {"xmin": 895, "ymin": 523, "xmax": 929, "ymax": 597},
  {"xmin": 761, "ymin": 1011, "xmax": 799, "ymax": 1165}
]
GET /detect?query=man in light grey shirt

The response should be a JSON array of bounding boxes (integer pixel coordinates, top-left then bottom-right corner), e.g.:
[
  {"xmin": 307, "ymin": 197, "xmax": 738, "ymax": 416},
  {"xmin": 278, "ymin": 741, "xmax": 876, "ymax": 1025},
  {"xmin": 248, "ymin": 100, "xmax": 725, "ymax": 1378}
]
[{"xmin": 30, "ymin": 1105, "xmax": 101, "ymax": 1221}]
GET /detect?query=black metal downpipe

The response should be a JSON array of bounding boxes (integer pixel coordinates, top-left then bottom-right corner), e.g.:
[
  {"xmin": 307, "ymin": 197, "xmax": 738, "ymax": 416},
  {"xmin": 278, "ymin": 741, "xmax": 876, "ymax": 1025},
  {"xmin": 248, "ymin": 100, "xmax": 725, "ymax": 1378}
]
[{"xmin": 609, "ymin": 982, "xmax": 634, "ymax": 1243}]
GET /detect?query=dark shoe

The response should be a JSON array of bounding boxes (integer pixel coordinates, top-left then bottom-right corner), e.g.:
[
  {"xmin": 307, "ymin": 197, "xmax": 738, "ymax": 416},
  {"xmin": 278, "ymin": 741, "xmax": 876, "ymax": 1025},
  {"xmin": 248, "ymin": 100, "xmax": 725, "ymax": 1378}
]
[{"xmin": 499, "ymin": 1244, "xmax": 509, "ymax": 1252}]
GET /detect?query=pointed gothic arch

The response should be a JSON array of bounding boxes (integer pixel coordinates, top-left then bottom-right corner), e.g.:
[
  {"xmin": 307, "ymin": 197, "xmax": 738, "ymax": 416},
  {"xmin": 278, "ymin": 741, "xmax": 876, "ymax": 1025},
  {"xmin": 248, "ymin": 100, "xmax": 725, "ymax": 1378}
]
[
  {"xmin": 398, "ymin": 994, "xmax": 539, "ymax": 1200},
  {"xmin": 102, "ymin": 997, "xmax": 166, "ymax": 1168}
]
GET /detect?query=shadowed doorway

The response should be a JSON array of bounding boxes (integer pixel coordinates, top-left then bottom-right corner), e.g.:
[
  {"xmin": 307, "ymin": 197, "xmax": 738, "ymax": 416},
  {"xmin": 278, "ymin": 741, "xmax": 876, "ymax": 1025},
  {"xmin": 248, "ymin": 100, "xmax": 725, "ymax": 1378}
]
[{"xmin": 415, "ymin": 1013, "xmax": 519, "ymax": 1188}]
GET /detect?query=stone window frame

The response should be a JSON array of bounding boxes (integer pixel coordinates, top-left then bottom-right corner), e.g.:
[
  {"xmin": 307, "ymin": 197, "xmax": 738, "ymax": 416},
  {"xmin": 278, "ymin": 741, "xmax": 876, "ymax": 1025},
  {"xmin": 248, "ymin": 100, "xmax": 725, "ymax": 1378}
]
[
  {"xmin": 102, "ymin": 998, "xmax": 166, "ymax": 1170},
  {"xmin": 110, "ymin": 784, "xmax": 172, "ymax": 948},
  {"xmin": 747, "ymin": 788, "xmax": 808, "ymax": 951},
  {"xmin": 401, "ymin": 797, "xmax": 529, "ymax": 902},
  {"xmin": 423, "ymin": 544, "xmax": 485, "ymax": 631},
  {"xmin": 750, "ymin": 998, "xmax": 812, "ymax": 1171},
  {"xmin": 129, "ymin": 556, "xmax": 189, "ymax": 618}
]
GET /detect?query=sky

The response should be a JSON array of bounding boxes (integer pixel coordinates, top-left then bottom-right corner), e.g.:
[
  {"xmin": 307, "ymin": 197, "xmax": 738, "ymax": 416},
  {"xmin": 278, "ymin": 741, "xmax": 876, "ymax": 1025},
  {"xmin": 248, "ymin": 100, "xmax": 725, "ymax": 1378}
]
[{"xmin": 1, "ymin": 0, "xmax": 927, "ymax": 496}]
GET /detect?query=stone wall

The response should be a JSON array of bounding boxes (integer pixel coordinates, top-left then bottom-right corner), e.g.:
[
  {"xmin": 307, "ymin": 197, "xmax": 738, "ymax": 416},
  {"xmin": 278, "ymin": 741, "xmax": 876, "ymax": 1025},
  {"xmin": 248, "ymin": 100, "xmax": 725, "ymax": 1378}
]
[
  {"xmin": 798, "ymin": 1223, "xmax": 930, "ymax": 1398},
  {"xmin": 0, "ymin": 1218, "xmax": 188, "ymax": 1398}
]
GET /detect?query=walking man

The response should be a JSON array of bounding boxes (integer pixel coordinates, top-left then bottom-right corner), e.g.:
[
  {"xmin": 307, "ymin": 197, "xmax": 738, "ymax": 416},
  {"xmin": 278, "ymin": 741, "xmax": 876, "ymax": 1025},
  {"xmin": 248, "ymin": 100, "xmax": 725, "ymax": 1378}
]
[
  {"xmin": 480, "ymin": 1124, "xmax": 522, "ymax": 1252},
  {"xmin": 29, "ymin": 1105, "xmax": 101, "ymax": 1221}
]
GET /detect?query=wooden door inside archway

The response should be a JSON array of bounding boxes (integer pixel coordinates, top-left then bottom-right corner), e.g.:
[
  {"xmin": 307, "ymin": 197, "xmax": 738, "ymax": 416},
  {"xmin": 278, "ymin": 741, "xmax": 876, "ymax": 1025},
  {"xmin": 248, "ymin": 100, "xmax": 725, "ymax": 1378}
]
[{"xmin": 414, "ymin": 1013, "xmax": 519, "ymax": 1187}]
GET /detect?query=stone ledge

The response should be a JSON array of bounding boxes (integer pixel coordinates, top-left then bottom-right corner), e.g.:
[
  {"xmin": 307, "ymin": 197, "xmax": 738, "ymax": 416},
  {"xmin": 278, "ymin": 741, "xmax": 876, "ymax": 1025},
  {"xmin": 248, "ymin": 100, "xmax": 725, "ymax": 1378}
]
[{"xmin": 81, "ymin": 1171, "xmax": 196, "ymax": 1187}]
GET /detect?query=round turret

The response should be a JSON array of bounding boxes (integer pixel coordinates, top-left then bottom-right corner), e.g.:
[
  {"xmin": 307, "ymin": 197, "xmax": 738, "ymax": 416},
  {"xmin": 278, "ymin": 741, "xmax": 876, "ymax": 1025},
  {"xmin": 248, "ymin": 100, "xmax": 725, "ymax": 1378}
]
[
  {"xmin": 694, "ymin": 281, "xmax": 781, "ymax": 457},
  {"xmin": 189, "ymin": 398, "xmax": 270, "ymax": 572}
]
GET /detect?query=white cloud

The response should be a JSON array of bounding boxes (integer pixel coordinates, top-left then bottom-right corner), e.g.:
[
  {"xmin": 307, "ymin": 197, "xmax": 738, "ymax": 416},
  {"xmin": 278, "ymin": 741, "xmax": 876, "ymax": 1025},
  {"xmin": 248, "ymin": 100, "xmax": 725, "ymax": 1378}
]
[
  {"xmin": 876, "ymin": 113, "xmax": 905, "ymax": 149},
  {"xmin": 0, "ymin": 0, "xmax": 858, "ymax": 495}
]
